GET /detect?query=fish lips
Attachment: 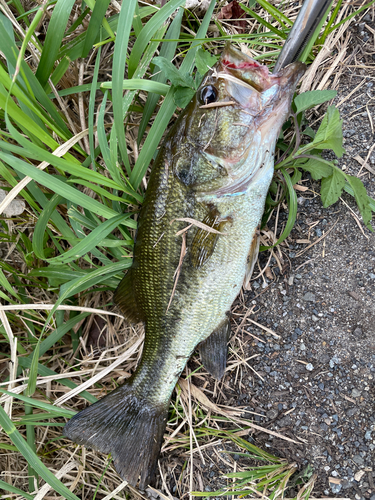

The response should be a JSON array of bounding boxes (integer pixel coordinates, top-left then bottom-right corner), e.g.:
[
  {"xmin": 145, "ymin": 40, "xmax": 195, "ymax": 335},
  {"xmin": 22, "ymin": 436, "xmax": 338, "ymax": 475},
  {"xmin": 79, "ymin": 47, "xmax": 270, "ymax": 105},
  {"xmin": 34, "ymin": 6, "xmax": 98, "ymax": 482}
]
[{"xmin": 217, "ymin": 43, "xmax": 306, "ymax": 113}]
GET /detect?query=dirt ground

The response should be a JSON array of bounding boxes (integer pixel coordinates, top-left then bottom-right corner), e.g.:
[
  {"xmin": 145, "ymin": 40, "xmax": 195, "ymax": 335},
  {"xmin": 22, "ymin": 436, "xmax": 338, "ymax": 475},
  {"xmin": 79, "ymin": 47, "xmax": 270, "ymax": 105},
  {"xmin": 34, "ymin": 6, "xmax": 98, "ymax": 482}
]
[{"xmin": 187, "ymin": 19, "xmax": 375, "ymax": 500}]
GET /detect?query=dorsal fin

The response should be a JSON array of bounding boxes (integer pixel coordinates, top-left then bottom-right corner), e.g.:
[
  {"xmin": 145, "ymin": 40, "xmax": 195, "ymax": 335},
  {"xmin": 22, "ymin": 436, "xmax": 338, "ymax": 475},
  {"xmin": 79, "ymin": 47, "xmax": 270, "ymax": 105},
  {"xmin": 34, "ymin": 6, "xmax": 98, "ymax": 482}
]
[{"xmin": 114, "ymin": 270, "xmax": 144, "ymax": 323}]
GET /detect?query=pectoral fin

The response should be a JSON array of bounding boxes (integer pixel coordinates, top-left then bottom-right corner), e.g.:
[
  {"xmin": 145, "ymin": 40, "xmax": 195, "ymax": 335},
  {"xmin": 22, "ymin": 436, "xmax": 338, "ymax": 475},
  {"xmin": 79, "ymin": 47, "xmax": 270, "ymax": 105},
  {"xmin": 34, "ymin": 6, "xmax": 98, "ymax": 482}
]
[
  {"xmin": 199, "ymin": 316, "xmax": 231, "ymax": 380},
  {"xmin": 190, "ymin": 208, "xmax": 229, "ymax": 268},
  {"xmin": 114, "ymin": 270, "xmax": 144, "ymax": 323},
  {"xmin": 243, "ymin": 230, "xmax": 260, "ymax": 290}
]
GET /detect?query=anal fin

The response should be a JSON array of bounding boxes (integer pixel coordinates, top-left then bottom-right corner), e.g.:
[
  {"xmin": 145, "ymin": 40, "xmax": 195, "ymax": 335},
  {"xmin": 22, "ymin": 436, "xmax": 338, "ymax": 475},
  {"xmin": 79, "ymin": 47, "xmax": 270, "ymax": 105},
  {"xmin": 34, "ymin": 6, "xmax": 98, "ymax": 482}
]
[
  {"xmin": 114, "ymin": 270, "xmax": 144, "ymax": 323},
  {"xmin": 199, "ymin": 316, "xmax": 231, "ymax": 380}
]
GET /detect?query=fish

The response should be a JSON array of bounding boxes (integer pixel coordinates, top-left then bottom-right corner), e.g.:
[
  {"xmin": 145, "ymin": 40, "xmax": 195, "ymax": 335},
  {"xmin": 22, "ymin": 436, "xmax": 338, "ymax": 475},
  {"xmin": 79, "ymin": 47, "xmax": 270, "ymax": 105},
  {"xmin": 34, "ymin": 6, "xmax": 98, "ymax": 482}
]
[{"xmin": 63, "ymin": 44, "xmax": 305, "ymax": 489}]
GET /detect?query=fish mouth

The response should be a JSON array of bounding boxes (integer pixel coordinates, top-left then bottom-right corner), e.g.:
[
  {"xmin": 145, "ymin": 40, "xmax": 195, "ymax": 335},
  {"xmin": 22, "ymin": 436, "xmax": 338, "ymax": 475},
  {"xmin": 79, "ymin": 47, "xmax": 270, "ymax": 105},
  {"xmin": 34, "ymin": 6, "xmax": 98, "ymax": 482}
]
[{"xmin": 217, "ymin": 43, "xmax": 306, "ymax": 111}]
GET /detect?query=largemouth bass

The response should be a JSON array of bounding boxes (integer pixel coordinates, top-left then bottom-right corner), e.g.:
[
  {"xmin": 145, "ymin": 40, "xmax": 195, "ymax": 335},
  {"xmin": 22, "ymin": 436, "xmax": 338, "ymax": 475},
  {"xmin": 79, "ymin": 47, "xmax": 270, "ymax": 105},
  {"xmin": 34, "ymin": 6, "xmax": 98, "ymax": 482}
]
[{"xmin": 63, "ymin": 44, "xmax": 305, "ymax": 489}]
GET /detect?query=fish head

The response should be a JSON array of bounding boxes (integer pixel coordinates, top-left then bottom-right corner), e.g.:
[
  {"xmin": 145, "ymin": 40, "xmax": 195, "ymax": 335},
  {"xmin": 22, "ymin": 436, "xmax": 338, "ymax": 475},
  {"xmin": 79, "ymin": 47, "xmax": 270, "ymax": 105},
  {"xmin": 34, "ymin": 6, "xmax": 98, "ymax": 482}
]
[{"xmin": 174, "ymin": 44, "xmax": 305, "ymax": 195}]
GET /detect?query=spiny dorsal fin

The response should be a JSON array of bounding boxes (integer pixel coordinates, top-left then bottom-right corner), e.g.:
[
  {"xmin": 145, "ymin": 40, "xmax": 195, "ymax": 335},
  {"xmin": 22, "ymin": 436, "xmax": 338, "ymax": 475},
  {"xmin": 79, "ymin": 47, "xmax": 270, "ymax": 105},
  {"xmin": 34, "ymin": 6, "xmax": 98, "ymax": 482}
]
[
  {"xmin": 199, "ymin": 316, "xmax": 231, "ymax": 380},
  {"xmin": 243, "ymin": 230, "xmax": 260, "ymax": 290},
  {"xmin": 190, "ymin": 208, "xmax": 230, "ymax": 268},
  {"xmin": 114, "ymin": 270, "xmax": 144, "ymax": 323}
]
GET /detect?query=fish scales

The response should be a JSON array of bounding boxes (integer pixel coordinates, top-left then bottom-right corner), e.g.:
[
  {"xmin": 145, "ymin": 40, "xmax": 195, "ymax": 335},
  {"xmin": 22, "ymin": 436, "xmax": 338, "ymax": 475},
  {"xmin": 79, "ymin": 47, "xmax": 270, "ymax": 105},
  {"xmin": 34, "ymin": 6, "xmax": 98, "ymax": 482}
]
[{"xmin": 63, "ymin": 44, "xmax": 305, "ymax": 489}]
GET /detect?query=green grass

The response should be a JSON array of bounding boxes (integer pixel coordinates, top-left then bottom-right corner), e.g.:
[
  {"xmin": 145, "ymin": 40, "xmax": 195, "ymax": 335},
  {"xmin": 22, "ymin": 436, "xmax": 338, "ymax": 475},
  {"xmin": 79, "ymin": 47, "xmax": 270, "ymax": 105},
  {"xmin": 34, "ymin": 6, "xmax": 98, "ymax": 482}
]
[{"xmin": 0, "ymin": 0, "xmax": 374, "ymax": 498}]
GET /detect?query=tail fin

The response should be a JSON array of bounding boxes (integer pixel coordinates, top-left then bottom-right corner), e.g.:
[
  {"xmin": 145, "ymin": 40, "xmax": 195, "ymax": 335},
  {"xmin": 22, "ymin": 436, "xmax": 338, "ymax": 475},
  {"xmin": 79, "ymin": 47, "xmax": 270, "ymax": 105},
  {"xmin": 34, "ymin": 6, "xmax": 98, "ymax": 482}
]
[{"xmin": 63, "ymin": 382, "xmax": 168, "ymax": 489}]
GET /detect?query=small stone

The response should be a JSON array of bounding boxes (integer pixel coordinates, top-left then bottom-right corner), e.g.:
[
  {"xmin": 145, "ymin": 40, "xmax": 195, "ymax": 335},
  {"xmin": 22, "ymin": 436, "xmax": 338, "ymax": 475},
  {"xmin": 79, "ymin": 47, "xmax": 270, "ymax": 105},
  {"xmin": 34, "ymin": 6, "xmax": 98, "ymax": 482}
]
[
  {"xmin": 0, "ymin": 189, "xmax": 25, "ymax": 217},
  {"xmin": 302, "ymin": 292, "xmax": 316, "ymax": 302},
  {"xmin": 330, "ymin": 482, "xmax": 342, "ymax": 494},
  {"xmin": 351, "ymin": 388, "xmax": 361, "ymax": 398},
  {"xmin": 365, "ymin": 430, "xmax": 372, "ymax": 440},
  {"xmin": 347, "ymin": 408, "xmax": 358, "ymax": 417},
  {"xmin": 353, "ymin": 454, "xmax": 365, "ymax": 466},
  {"xmin": 146, "ymin": 488, "xmax": 159, "ymax": 498},
  {"xmin": 306, "ymin": 363, "xmax": 314, "ymax": 371},
  {"xmin": 312, "ymin": 315, "xmax": 319, "ymax": 322},
  {"xmin": 267, "ymin": 409, "xmax": 279, "ymax": 419},
  {"xmin": 354, "ymin": 470, "xmax": 365, "ymax": 482}
]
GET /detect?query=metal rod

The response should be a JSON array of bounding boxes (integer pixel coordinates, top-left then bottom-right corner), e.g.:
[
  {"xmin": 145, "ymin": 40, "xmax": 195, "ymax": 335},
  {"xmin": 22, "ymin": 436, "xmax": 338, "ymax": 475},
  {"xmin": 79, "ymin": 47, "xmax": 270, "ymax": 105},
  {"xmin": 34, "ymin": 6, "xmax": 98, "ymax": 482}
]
[{"xmin": 273, "ymin": 0, "xmax": 331, "ymax": 73}]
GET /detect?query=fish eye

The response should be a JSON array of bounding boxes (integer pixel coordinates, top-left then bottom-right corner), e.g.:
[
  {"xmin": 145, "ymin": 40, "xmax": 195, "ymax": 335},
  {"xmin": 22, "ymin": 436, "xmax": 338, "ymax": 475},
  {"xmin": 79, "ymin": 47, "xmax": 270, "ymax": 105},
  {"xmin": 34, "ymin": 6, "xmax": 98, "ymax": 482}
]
[{"xmin": 199, "ymin": 85, "xmax": 218, "ymax": 105}]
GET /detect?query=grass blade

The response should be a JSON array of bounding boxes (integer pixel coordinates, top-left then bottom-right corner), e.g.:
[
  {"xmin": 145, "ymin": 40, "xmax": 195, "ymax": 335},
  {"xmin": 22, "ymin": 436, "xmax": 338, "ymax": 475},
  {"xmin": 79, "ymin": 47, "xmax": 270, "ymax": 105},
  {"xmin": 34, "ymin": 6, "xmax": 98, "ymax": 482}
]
[
  {"xmin": 137, "ymin": 7, "xmax": 184, "ymax": 143},
  {"xmin": 130, "ymin": 0, "xmax": 217, "ymax": 189},
  {"xmin": 112, "ymin": 0, "xmax": 137, "ymax": 172},
  {"xmin": 127, "ymin": 0, "xmax": 186, "ymax": 79},
  {"xmin": 0, "ymin": 405, "xmax": 80, "ymax": 500},
  {"xmin": 35, "ymin": 0, "xmax": 76, "ymax": 87},
  {"xmin": 82, "ymin": 0, "xmax": 111, "ymax": 58}
]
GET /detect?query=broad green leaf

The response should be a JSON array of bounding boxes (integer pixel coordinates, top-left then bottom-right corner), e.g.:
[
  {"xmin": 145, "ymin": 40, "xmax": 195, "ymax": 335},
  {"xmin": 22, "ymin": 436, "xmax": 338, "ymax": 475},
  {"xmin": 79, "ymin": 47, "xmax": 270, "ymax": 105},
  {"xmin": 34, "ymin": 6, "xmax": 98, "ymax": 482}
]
[
  {"xmin": 346, "ymin": 175, "xmax": 373, "ymax": 230},
  {"xmin": 195, "ymin": 47, "xmax": 217, "ymax": 76},
  {"xmin": 294, "ymin": 90, "xmax": 337, "ymax": 115},
  {"xmin": 312, "ymin": 105, "xmax": 345, "ymax": 157},
  {"xmin": 299, "ymin": 158, "xmax": 333, "ymax": 180},
  {"xmin": 174, "ymin": 87, "xmax": 196, "ymax": 108},
  {"xmin": 153, "ymin": 56, "xmax": 195, "ymax": 89},
  {"xmin": 320, "ymin": 167, "xmax": 346, "ymax": 207},
  {"xmin": 345, "ymin": 183, "xmax": 375, "ymax": 213},
  {"xmin": 303, "ymin": 126, "xmax": 315, "ymax": 139}
]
